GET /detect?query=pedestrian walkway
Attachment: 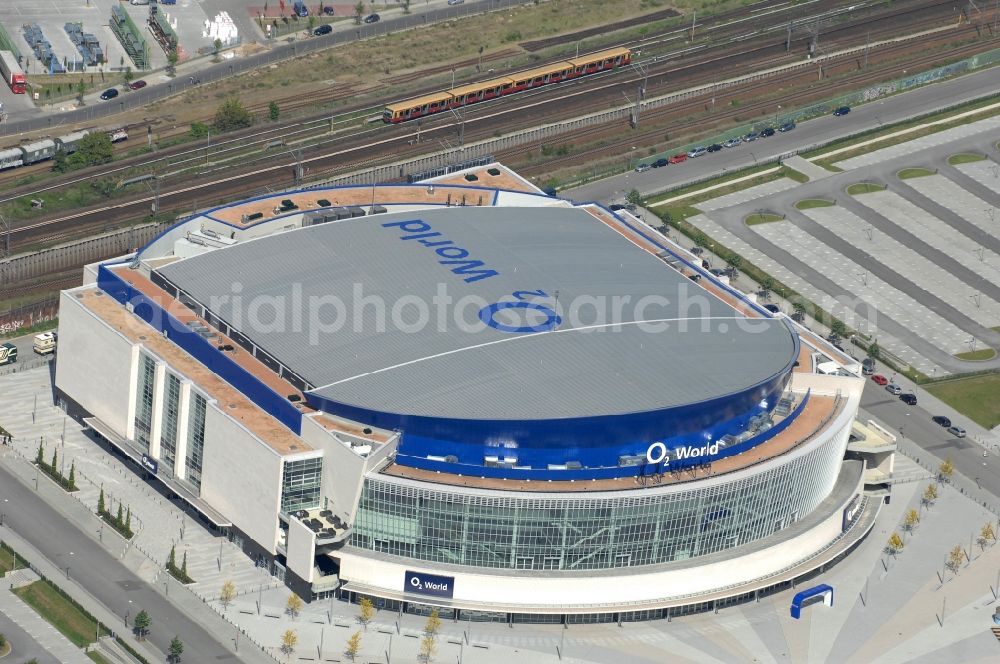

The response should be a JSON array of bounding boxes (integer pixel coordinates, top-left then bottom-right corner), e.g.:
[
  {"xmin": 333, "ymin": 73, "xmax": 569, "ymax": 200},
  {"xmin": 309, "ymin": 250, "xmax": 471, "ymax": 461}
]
[
  {"xmin": 0, "ymin": 586, "xmax": 93, "ymax": 664},
  {"xmin": 784, "ymin": 155, "xmax": 835, "ymax": 181},
  {"xmin": 833, "ymin": 115, "xmax": 1000, "ymax": 170},
  {"xmin": 0, "ymin": 368, "xmax": 278, "ymax": 604}
]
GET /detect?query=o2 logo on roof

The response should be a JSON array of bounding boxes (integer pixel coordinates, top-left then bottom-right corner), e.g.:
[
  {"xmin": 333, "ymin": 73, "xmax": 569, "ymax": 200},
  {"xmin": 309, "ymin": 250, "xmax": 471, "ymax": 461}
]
[{"xmin": 480, "ymin": 289, "xmax": 561, "ymax": 334}]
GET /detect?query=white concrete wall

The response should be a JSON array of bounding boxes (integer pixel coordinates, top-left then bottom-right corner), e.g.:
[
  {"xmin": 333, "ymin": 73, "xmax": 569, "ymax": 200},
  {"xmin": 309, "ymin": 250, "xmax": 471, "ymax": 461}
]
[
  {"xmin": 55, "ymin": 290, "xmax": 136, "ymax": 436},
  {"xmin": 199, "ymin": 405, "xmax": 283, "ymax": 554},
  {"xmin": 286, "ymin": 516, "xmax": 316, "ymax": 584},
  {"xmin": 338, "ymin": 467, "xmax": 864, "ymax": 611},
  {"xmin": 299, "ymin": 416, "xmax": 368, "ymax": 522}
]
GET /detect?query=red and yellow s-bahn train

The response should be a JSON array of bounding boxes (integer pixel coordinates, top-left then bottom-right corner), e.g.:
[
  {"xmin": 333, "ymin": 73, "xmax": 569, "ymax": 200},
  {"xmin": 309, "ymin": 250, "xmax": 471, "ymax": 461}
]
[{"xmin": 382, "ymin": 47, "xmax": 633, "ymax": 124}]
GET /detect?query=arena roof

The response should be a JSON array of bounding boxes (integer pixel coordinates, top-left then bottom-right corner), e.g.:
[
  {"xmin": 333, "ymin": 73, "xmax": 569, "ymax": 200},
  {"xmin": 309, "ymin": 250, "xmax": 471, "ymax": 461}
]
[{"xmin": 156, "ymin": 206, "xmax": 797, "ymax": 421}]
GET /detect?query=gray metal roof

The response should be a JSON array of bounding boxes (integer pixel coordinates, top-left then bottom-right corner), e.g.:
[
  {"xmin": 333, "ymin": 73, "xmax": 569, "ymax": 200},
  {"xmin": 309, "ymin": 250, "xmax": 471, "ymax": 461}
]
[{"xmin": 157, "ymin": 206, "xmax": 796, "ymax": 420}]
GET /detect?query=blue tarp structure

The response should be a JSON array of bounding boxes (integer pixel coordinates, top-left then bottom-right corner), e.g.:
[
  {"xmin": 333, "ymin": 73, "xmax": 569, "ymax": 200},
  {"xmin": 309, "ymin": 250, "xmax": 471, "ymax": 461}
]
[{"xmin": 790, "ymin": 584, "xmax": 834, "ymax": 619}]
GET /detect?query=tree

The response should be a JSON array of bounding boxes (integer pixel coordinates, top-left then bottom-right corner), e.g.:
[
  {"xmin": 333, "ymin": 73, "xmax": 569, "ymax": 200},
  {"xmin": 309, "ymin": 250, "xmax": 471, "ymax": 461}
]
[
  {"xmin": 168, "ymin": 544, "xmax": 177, "ymax": 570},
  {"xmin": 51, "ymin": 449, "xmax": 57, "ymax": 473},
  {"xmin": 902, "ymin": 508, "xmax": 919, "ymax": 534},
  {"xmin": 922, "ymin": 483, "xmax": 938, "ymax": 507},
  {"xmin": 61, "ymin": 132, "xmax": 114, "ymax": 172},
  {"xmin": 792, "ymin": 300, "xmax": 806, "ymax": 321},
  {"xmin": 213, "ymin": 38, "xmax": 223, "ymax": 57},
  {"xmin": 418, "ymin": 634, "xmax": 437, "ymax": 662},
  {"xmin": 886, "ymin": 532, "xmax": 904, "ymax": 556},
  {"xmin": 35, "ymin": 440, "xmax": 44, "ymax": 466},
  {"xmin": 726, "ymin": 254, "xmax": 743, "ymax": 279},
  {"xmin": 168, "ymin": 636, "xmax": 184, "ymax": 663},
  {"xmin": 308, "ymin": 15, "xmax": 316, "ymax": 31},
  {"xmin": 123, "ymin": 67, "xmax": 133, "ymax": 86},
  {"xmin": 345, "ymin": 631, "xmax": 361, "ymax": 661},
  {"xmin": 867, "ymin": 340, "xmax": 880, "ymax": 360},
  {"xmin": 68, "ymin": 462, "xmax": 76, "ymax": 490},
  {"xmin": 98, "ymin": 487, "xmax": 106, "ymax": 515},
  {"xmin": 181, "ymin": 551, "xmax": 188, "ymax": 578},
  {"xmin": 286, "ymin": 593, "xmax": 303, "ymax": 617},
  {"xmin": 424, "ymin": 608, "xmax": 441, "ymax": 636},
  {"xmin": 125, "ymin": 506, "xmax": 132, "ymax": 532},
  {"xmin": 269, "ymin": 100, "xmax": 280, "ymax": 122},
  {"xmin": 220, "ymin": 580, "xmax": 237, "ymax": 609},
  {"xmin": 625, "ymin": 189, "xmax": 642, "ymax": 206},
  {"xmin": 760, "ymin": 276, "xmax": 775, "ymax": 300},
  {"xmin": 946, "ymin": 544, "xmax": 966, "ymax": 572},
  {"xmin": 281, "ymin": 629, "xmax": 298, "ymax": 655},
  {"xmin": 115, "ymin": 502, "xmax": 123, "ymax": 526},
  {"xmin": 167, "ymin": 49, "xmax": 179, "ymax": 75},
  {"xmin": 938, "ymin": 458, "xmax": 954, "ymax": 483},
  {"xmin": 354, "ymin": 2, "xmax": 366, "ymax": 24},
  {"xmin": 982, "ymin": 522, "xmax": 996, "ymax": 543},
  {"xmin": 358, "ymin": 596, "xmax": 374, "ymax": 629},
  {"xmin": 76, "ymin": 78, "xmax": 86, "ymax": 104},
  {"xmin": 133, "ymin": 609, "xmax": 151, "ymax": 640},
  {"xmin": 830, "ymin": 319, "xmax": 848, "ymax": 339},
  {"xmin": 214, "ymin": 98, "xmax": 253, "ymax": 132}
]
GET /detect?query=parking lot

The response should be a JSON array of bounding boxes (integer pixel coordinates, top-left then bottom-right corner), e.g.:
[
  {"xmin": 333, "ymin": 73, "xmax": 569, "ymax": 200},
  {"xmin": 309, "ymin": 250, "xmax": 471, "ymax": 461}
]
[
  {"xmin": 685, "ymin": 115, "xmax": 1000, "ymax": 377},
  {"xmin": 0, "ymin": 0, "xmax": 215, "ymax": 77}
]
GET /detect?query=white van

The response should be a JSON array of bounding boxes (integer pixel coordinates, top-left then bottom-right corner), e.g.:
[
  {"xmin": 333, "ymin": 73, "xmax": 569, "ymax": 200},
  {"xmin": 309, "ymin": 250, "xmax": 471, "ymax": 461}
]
[
  {"xmin": 33, "ymin": 331, "xmax": 57, "ymax": 355},
  {"xmin": 130, "ymin": 0, "xmax": 150, "ymax": 5}
]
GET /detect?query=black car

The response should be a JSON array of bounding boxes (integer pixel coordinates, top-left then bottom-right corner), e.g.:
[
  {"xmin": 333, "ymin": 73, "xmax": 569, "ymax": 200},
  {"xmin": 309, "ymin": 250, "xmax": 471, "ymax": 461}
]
[
  {"xmin": 900, "ymin": 393, "xmax": 917, "ymax": 405},
  {"xmin": 706, "ymin": 143, "xmax": 723, "ymax": 153},
  {"xmin": 609, "ymin": 204, "xmax": 636, "ymax": 212},
  {"xmin": 932, "ymin": 415, "xmax": 952, "ymax": 427},
  {"xmin": 652, "ymin": 157, "xmax": 668, "ymax": 168},
  {"xmin": 313, "ymin": 24, "xmax": 332, "ymax": 35},
  {"xmin": 364, "ymin": 13, "xmax": 380, "ymax": 23},
  {"xmin": 763, "ymin": 304, "xmax": 781, "ymax": 314},
  {"xmin": 323, "ymin": 6, "xmax": 335, "ymax": 14},
  {"xmin": 779, "ymin": 122, "xmax": 796, "ymax": 132},
  {"xmin": 761, "ymin": 127, "xmax": 775, "ymax": 137},
  {"xmin": 100, "ymin": 88, "xmax": 119, "ymax": 100},
  {"xmin": 833, "ymin": 106, "xmax": 851, "ymax": 116},
  {"xmin": 690, "ymin": 247, "xmax": 704, "ymax": 256}
]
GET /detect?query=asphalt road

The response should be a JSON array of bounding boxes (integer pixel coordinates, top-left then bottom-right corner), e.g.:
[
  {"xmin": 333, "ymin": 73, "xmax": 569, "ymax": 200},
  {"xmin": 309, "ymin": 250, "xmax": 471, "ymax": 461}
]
[
  {"xmin": 566, "ymin": 65, "xmax": 1000, "ymax": 204},
  {"xmin": 0, "ymin": 609, "xmax": 59, "ymax": 664},
  {"xmin": 860, "ymin": 380, "xmax": 1000, "ymax": 500},
  {"xmin": 0, "ymin": 0, "xmax": 502, "ymax": 135},
  {"xmin": 0, "ymin": 463, "xmax": 243, "ymax": 663}
]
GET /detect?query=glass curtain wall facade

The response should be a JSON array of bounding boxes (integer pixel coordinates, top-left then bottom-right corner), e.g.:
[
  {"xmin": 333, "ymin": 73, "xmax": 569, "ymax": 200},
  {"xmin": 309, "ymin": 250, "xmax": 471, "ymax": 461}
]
[
  {"xmin": 352, "ymin": 429, "xmax": 847, "ymax": 571},
  {"xmin": 185, "ymin": 393, "xmax": 207, "ymax": 490},
  {"xmin": 133, "ymin": 354, "xmax": 156, "ymax": 451},
  {"xmin": 159, "ymin": 374, "xmax": 181, "ymax": 473},
  {"xmin": 281, "ymin": 456, "xmax": 323, "ymax": 513}
]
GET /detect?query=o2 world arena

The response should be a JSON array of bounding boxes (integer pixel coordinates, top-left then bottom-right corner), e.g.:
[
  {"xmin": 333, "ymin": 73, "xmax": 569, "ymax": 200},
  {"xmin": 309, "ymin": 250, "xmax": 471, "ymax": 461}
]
[{"xmin": 54, "ymin": 164, "xmax": 892, "ymax": 620}]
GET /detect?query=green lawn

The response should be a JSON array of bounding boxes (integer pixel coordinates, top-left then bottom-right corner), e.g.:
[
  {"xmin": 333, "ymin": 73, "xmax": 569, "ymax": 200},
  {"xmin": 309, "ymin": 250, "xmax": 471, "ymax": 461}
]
[
  {"xmin": 13, "ymin": 580, "xmax": 108, "ymax": 648},
  {"xmin": 745, "ymin": 212, "xmax": 784, "ymax": 225},
  {"xmin": 897, "ymin": 167, "xmax": 935, "ymax": 179},
  {"xmin": 954, "ymin": 348, "xmax": 997, "ymax": 361},
  {"xmin": 87, "ymin": 651, "xmax": 113, "ymax": 664},
  {"xmin": 795, "ymin": 199, "xmax": 835, "ymax": 210},
  {"xmin": 778, "ymin": 166, "xmax": 809, "ymax": 183},
  {"xmin": 0, "ymin": 545, "xmax": 21, "ymax": 575},
  {"xmin": 847, "ymin": 182, "xmax": 885, "ymax": 195},
  {"xmin": 947, "ymin": 153, "xmax": 985, "ymax": 165},
  {"xmin": 926, "ymin": 374, "xmax": 1000, "ymax": 429}
]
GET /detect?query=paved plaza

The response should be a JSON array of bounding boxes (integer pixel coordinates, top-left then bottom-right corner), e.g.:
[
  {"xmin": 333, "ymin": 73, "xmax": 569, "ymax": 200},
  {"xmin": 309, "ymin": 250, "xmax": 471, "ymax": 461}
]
[{"xmin": 686, "ymin": 115, "xmax": 1000, "ymax": 377}]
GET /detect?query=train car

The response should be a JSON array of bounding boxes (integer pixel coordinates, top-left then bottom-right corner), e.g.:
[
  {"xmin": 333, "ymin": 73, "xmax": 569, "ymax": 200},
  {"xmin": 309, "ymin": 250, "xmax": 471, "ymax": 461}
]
[
  {"xmin": 383, "ymin": 90, "xmax": 454, "ymax": 124},
  {"xmin": 0, "ymin": 147, "xmax": 25, "ymax": 171},
  {"xmin": 108, "ymin": 128, "xmax": 129, "ymax": 143},
  {"xmin": 55, "ymin": 130, "xmax": 90, "ymax": 154},
  {"xmin": 383, "ymin": 47, "xmax": 632, "ymax": 123},
  {"xmin": 21, "ymin": 138, "xmax": 57, "ymax": 164}
]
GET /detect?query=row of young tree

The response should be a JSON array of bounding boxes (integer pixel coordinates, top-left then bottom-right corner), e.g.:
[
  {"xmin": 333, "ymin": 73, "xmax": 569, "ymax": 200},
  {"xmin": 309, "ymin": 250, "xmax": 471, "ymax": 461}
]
[
  {"xmin": 34, "ymin": 439, "xmax": 77, "ymax": 492},
  {"xmin": 129, "ymin": 609, "xmax": 185, "ymax": 662}
]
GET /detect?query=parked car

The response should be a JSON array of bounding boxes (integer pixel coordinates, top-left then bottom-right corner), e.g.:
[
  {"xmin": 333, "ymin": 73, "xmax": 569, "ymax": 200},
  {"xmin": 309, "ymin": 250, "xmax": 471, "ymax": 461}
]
[
  {"xmin": 861, "ymin": 357, "xmax": 875, "ymax": 375},
  {"xmin": 932, "ymin": 415, "xmax": 952, "ymax": 428},
  {"xmin": 128, "ymin": 79, "xmax": 147, "ymax": 90},
  {"xmin": 323, "ymin": 6, "xmax": 335, "ymax": 15},
  {"xmin": 833, "ymin": 106, "xmax": 851, "ymax": 116},
  {"xmin": 690, "ymin": 246, "xmax": 704, "ymax": 255},
  {"xmin": 448, "ymin": 0, "xmax": 466, "ymax": 4},
  {"xmin": 707, "ymin": 143, "xmax": 723, "ymax": 153},
  {"xmin": 760, "ymin": 127, "xmax": 775, "ymax": 137},
  {"xmin": 652, "ymin": 157, "xmax": 668, "ymax": 168},
  {"xmin": 763, "ymin": 304, "xmax": 781, "ymax": 314},
  {"xmin": 314, "ymin": 24, "xmax": 333, "ymax": 36},
  {"xmin": 609, "ymin": 204, "xmax": 636, "ymax": 212},
  {"xmin": 779, "ymin": 122, "xmax": 796, "ymax": 132},
  {"xmin": 947, "ymin": 425, "xmax": 967, "ymax": 438},
  {"xmin": 687, "ymin": 147, "xmax": 707, "ymax": 158},
  {"xmin": 885, "ymin": 383, "xmax": 902, "ymax": 395},
  {"xmin": 668, "ymin": 153, "xmax": 688, "ymax": 164},
  {"xmin": 871, "ymin": 374, "xmax": 888, "ymax": 385},
  {"xmin": 743, "ymin": 131, "xmax": 760, "ymax": 142},
  {"xmin": 635, "ymin": 163, "xmax": 651, "ymax": 173},
  {"xmin": 723, "ymin": 138, "xmax": 742, "ymax": 148},
  {"xmin": 100, "ymin": 88, "xmax": 119, "ymax": 100},
  {"xmin": 900, "ymin": 393, "xmax": 917, "ymax": 405},
  {"xmin": 364, "ymin": 13, "xmax": 380, "ymax": 23}
]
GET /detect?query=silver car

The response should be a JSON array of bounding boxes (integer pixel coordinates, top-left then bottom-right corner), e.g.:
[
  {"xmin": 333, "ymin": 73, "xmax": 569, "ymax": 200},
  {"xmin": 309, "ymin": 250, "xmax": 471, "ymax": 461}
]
[
  {"xmin": 885, "ymin": 383, "xmax": 902, "ymax": 395},
  {"xmin": 947, "ymin": 425, "xmax": 966, "ymax": 438}
]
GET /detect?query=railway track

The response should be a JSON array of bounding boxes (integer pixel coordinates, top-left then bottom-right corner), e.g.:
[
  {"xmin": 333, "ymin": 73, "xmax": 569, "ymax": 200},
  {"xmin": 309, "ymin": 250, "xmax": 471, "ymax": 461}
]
[{"xmin": 0, "ymin": 0, "xmax": 986, "ymax": 289}]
